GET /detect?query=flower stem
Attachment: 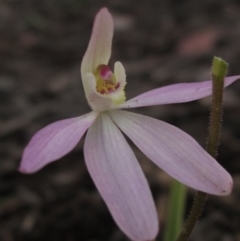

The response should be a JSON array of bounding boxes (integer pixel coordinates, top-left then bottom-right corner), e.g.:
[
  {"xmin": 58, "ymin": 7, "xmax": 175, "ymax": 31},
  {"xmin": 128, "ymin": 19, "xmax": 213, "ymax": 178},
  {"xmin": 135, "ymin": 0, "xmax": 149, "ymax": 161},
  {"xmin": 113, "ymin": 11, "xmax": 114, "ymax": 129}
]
[
  {"xmin": 163, "ymin": 180, "xmax": 187, "ymax": 241},
  {"xmin": 175, "ymin": 57, "xmax": 228, "ymax": 241},
  {"xmin": 206, "ymin": 57, "xmax": 228, "ymax": 157}
]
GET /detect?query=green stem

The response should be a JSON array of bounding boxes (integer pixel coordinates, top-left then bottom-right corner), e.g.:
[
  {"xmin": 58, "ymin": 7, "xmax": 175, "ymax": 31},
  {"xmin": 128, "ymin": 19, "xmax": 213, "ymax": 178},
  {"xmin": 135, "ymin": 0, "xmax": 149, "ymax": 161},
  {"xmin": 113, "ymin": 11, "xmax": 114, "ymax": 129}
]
[
  {"xmin": 206, "ymin": 57, "xmax": 227, "ymax": 156},
  {"xmin": 176, "ymin": 57, "xmax": 228, "ymax": 241},
  {"xmin": 175, "ymin": 191, "xmax": 207, "ymax": 241},
  {"xmin": 163, "ymin": 180, "xmax": 187, "ymax": 241}
]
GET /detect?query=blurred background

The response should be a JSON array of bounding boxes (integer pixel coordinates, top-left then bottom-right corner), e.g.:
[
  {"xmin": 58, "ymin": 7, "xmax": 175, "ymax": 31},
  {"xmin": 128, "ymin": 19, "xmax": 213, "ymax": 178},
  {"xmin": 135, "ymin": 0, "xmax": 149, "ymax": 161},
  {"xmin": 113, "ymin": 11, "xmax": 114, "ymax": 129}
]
[{"xmin": 0, "ymin": 0, "xmax": 240, "ymax": 240}]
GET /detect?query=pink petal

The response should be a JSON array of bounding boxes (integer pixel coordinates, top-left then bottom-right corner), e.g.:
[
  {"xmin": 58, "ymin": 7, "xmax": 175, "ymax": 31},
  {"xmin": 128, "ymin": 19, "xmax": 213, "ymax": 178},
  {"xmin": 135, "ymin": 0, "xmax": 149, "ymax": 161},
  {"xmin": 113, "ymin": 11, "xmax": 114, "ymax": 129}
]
[
  {"xmin": 20, "ymin": 112, "xmax": 98, "ymax": 173},
  {"xmin": 109, "ymin": 110, "xmax": 233, "ymax": 196},
  {"xmin": 84, "ymin": 113, "xmax": 158, "ymax": 241},
  {"xmin": 81, "ymin": 8, "xmax": 113, "ymax": 79},
  {"xmin": 116, "ymin": 75, "xmax": 240, "ymax": 109}
]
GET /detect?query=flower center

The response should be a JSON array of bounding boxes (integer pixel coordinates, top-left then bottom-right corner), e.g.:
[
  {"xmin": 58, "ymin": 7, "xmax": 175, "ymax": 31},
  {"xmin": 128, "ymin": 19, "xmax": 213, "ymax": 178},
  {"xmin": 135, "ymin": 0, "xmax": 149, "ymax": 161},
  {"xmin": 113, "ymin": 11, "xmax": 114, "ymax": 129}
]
[{"xmin": 94, "ymin": 65, "xmax": 120, "ymax": 94}]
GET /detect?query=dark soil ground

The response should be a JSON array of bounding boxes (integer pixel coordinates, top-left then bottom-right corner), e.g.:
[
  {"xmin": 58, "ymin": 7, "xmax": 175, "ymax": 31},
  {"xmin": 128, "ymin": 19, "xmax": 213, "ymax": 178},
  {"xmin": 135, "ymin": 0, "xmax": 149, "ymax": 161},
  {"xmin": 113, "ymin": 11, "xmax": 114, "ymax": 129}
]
[{"xmin": 1, "ymin": 0, "xmax": 240, "ymax": 241}]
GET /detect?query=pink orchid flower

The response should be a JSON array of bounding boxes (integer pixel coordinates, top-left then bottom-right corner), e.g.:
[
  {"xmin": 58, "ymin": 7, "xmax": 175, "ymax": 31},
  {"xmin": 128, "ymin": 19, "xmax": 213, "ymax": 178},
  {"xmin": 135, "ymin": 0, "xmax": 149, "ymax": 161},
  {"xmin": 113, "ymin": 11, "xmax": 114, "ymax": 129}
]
[{"xmin": 20, "ymin": 7, "xmax": 239, "ymax": 241}]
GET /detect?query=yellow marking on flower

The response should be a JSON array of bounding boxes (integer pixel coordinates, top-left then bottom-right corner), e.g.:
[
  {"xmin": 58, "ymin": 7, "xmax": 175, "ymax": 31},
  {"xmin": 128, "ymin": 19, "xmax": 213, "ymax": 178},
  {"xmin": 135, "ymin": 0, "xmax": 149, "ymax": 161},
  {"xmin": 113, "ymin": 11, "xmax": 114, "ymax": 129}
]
[
  {"xmin": 93, "ymin": 64, "xmax": 126, "ymax": 106},
  {"xmin": 95, "ymin": 64, "xmax": 120, "ymax": 94}
]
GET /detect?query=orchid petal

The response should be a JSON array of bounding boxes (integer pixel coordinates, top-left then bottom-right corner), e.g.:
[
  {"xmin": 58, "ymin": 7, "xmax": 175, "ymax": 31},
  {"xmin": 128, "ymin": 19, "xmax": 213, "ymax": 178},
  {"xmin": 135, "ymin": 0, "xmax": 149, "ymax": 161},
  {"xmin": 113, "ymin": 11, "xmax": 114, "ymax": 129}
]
[
  {"xmin": 109, "ymin": 110, "xmax": 233, "ymax": 196},
  {"xmin": 116, "ymin": 76, "xmax": 240, "ymax": 109},
  {"xmin": 84, "ymin": 113, "xmax": 158, "ymax": 241},
  {"xmin": 20, "ymin": 112, "xmax": 98, "ymax": 173},
  {"xmin": 81, "ymin": 8, "xmax": 113, "ymax": 79}
]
